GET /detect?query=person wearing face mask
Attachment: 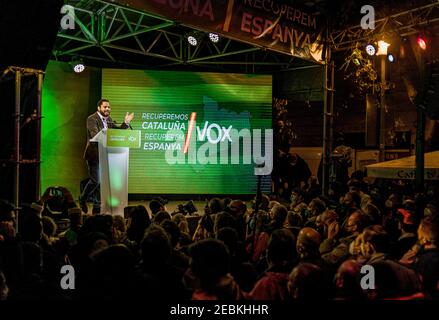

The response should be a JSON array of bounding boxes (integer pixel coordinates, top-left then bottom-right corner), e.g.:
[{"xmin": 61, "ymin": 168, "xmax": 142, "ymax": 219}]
[{"xmin": 79, "ymin": 99, "xmax": 134, "ymax": 214}]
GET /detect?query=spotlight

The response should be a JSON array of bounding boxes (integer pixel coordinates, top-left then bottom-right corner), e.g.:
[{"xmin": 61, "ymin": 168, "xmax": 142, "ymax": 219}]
[
  {"xmin": 73, "ymin": 63, "xmax": 85, "ymax": 73},
  {"xmin": 70, "ymin": 57, "xmax": 85, "ymax": 73},
  {"xmin": 186, "ymin": 31, "xmax": 202, "ymax": 46},
  {"xmin": 387, "ymin": 53, "xmax": 395, "ymax": 63},
  {"xmin": 187, "ymin": 35, "xmax": 198, "ymax": 46},
  {"xmin": 365, "ymin": 44, "xmax": 376, "ymax": 56},
  {"xmin": 417, "ymin": 36, "xmax": 427, "ymax": 50},
  {"xmin": 208, "ymin": 32, "xmax": 220, "ymax": 43}
]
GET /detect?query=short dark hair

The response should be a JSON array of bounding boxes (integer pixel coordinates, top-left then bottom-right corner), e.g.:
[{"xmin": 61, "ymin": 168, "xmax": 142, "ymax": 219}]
[
  {"xmin": 216, "ymin": 227, "xmax": 238, "ymax": 254},
  {"xmin": 189, "ymin": 239, "xmax": 230, "ymax": 289},
  {"xmin": 292, "ymin": 188, "xmax": 305, "ymax": 200},
  {"xmin": 97, "ymin": 99, "xmax": 109, "ymax": 108},
  {"xmin": 154, "ymin": 211, "xmax": 171, "ymax": 225},
  {"xmin": 126, "ymin": 205, "xmax": 151, "ymax": 244},
  {"xmin": 289, "ymin": 263, "xmax": 327, "ymax": 300},
  {"xmin": 351, "ymin": 170, "xmax": 365, "ymax": 181},
  {"xmin": 214, "ymin": 212, "xmax": 236, "ymax": 235},
  {"xmin": 310, "ymin": 198, "xmax": 326, "ymax": 215},
  {"xmin": 272, "ymin": 204, "xmax": 288, "ymax": 227},
  {"xmin": 267, "ymin": 229, "xmax": 296, "ymax": 265},
  {"xmin": 149, "ymin": 200, "xmax": 163, "ymax": 215},
  {"xmin": 209, "ymin": 198, "xmax": 223, "ymax": 214},
  {"xmin": 287, "ymin": 211, "xmax": 303, "ymax": 227},
  {"xmin": 347, "ymin": 191, "xmax": 362, "ymax": 208},
  {"xmin": 160, "ymin": 219, "xmax": 180, "ymax": 248},
  {"xmin": 0, "ymin": 199, "xmax": 15, "ymax": 223},
  {"xmin": 19, "ymin": 208, "xmax": 43, "ymax": 242},
  {"xmin": 141, "ymin": 225, "xmax": 172, "ymax": 268},
  {"xmin": 351, "ymin": 210, "xmax": 372, "ymax": 232},
  {"xmin": 348, "ymin": 180, "xmax": 362, "ymax": 191},
  {"xmin": 0, "ymin": 199, "xmax": 14, "ymax": 213}
]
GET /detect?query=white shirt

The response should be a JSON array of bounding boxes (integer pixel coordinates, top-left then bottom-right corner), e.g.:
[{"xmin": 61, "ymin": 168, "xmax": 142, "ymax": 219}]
[{"xmin": 97, "ymin": 112, "xmax": 108, "ymax": 129}]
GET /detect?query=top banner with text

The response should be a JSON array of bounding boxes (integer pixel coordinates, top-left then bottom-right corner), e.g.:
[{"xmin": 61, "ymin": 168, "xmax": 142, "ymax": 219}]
[{"xmin": 122, "ymin": 0, "xmax": 324, "ymax": 63}]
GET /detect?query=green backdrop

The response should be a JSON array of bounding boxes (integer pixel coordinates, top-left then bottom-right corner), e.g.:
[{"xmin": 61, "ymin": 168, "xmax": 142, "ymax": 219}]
[
  {"xmin": 102, "ymin": 69, "xmax": 272, "ymax": 195},
  {"xmin": 41, "ymin": 61, "xmax": 100, "ymax": 199},
  {"xmin": 41, "ymin": 64, "xmax": 271, "ymax": 197}
]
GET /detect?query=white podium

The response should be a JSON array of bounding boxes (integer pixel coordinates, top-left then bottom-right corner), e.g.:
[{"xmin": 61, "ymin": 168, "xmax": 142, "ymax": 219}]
[{"xmin": 90, "ymin": 128, "xmax": 141, "ymax": 216}]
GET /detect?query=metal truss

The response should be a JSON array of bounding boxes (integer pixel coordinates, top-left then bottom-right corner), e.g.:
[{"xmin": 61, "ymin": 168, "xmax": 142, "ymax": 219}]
[
  {"xmin": 54, "ymin": 0, "xmax": 310, "ymax": 72},
  {"xmin": 55, "ymin": 0, "xmax": 181, "ymax": 64},
  {"xmin": 329, "ymin": 2, "xmax": 439, "ymax": 51}
]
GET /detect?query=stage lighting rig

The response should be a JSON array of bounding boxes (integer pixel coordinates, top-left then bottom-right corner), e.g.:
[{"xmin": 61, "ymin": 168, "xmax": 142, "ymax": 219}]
[
  {"xmin": 70, "ymin": 57, "xmax": 85, "ymax": 73},
  {"xmin": 365, "ymin": 44, "xmax": 376, "ymax": 56},
  {"xmin": 208, "ymin": 32, "xmax": 220, "ymax": 43},
  {"xmin": 186, "ymin": 31, "xmax": 203, "ymax": 46},
  {"xmin": 387, "ymin": 53, "xmax": 395, "ymax": 63}
]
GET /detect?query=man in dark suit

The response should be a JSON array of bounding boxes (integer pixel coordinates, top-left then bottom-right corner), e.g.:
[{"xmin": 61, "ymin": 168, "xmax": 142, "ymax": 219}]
[{"xmin": 79, "ymin": 98, "xmax": 134, "ymax": 214}]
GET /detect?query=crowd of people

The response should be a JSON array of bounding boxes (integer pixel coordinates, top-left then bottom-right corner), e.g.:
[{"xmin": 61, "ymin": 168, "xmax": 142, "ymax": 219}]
[{"xmin": 0, "ymin": 171, "xmax": 438, "ymax": 301}]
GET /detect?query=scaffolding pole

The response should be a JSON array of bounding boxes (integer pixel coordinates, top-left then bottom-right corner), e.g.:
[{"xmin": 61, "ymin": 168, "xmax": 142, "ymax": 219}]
[
  {"xmin": 322, "ymin": 53, "xmax": 330, "ymax": 195},
  {"xmin": 36, "ymin": 72, "xmax": 44, "ymax": 200},
  {"xmin": 14, "ymin": 70, "xmax": 21, "ymax": 231},
  {"xmin": 8, "ymin": 66, "xmax": 45, "ymax": 231}
]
